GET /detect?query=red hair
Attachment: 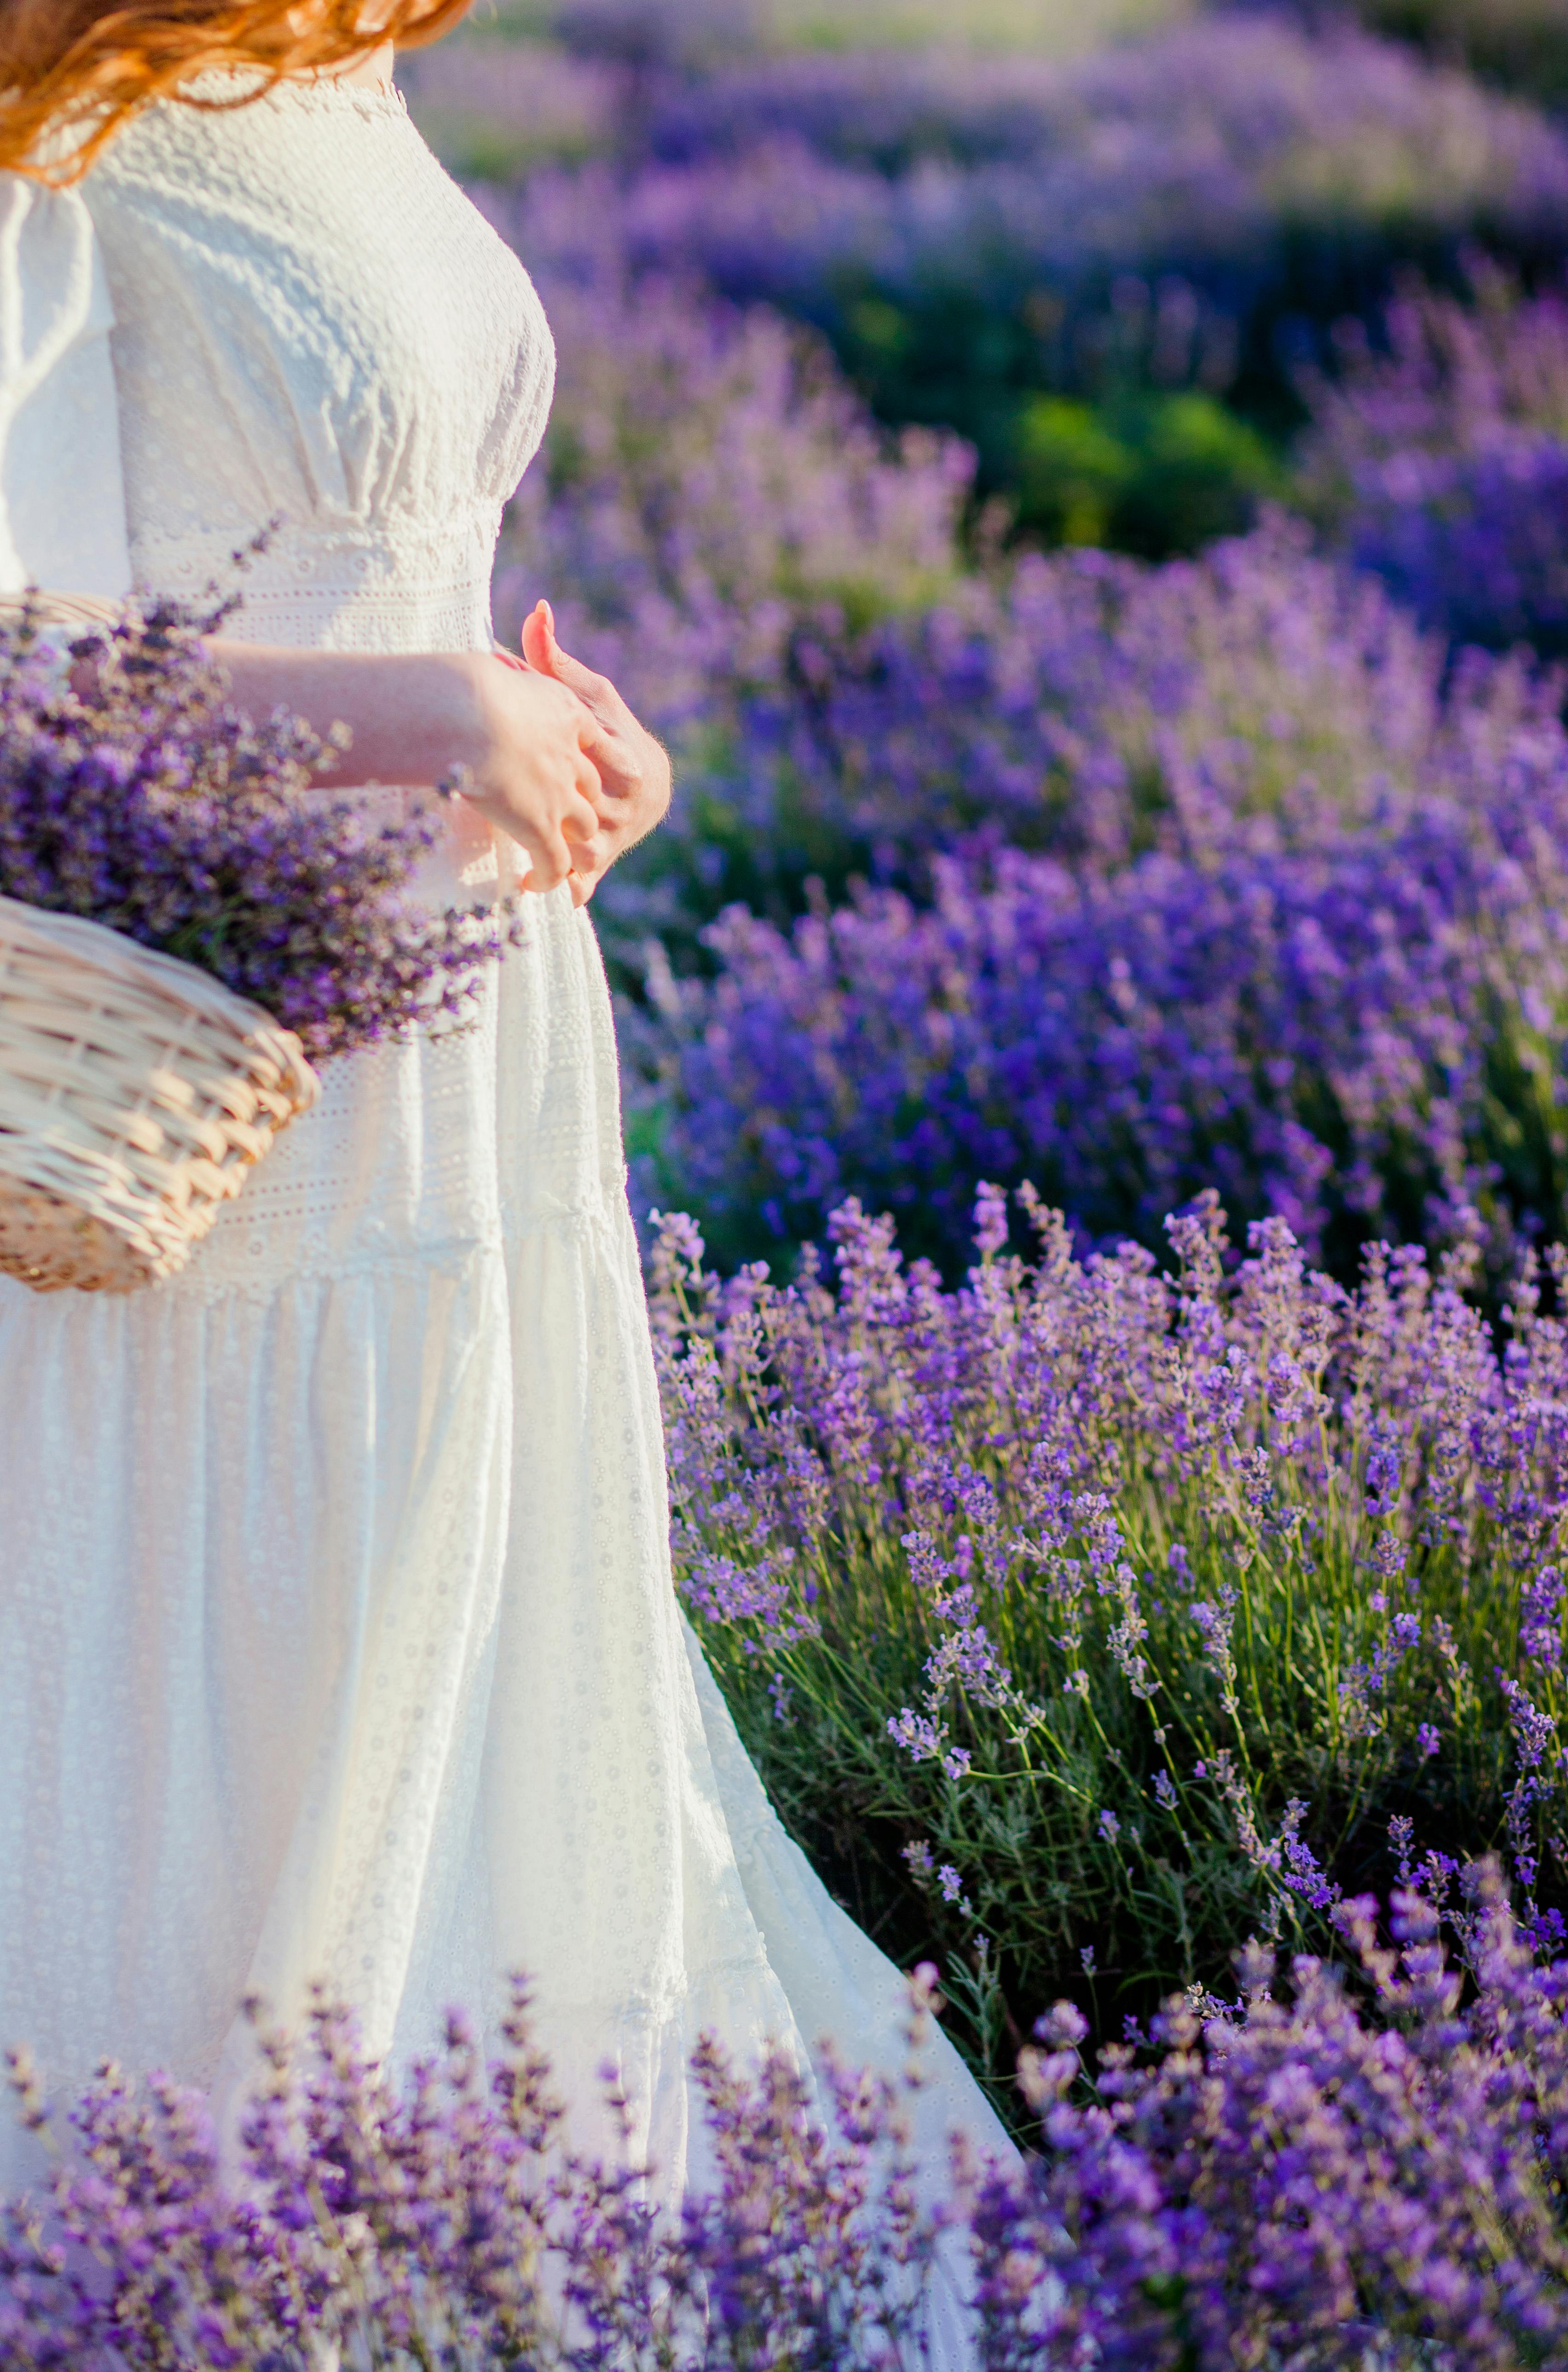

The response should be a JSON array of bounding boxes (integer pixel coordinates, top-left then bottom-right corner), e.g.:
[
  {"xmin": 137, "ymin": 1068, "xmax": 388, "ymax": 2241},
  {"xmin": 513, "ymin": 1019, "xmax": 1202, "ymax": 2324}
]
[{"xmin": 0, "ymin": 0, "xmax": 471, "ymax": 181}]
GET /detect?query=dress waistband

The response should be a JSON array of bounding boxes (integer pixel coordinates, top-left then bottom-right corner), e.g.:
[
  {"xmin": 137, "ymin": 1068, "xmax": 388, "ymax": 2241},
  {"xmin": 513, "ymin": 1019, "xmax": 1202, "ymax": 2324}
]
[{"xmin": 128, "ymin": 506, "xmax": 502, "ymax": 655}]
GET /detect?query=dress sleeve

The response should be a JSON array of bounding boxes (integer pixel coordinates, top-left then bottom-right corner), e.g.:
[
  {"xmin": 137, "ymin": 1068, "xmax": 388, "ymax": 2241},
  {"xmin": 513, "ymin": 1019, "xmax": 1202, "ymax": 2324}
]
[{"xmin": 0, "ymin": 171, "xmax": 131, "ymax": 598}]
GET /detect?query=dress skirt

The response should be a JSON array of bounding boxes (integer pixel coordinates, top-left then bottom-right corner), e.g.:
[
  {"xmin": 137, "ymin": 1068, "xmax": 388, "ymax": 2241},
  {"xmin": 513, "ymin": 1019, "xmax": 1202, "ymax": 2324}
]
[{"xmin": 0, "ymin": 875, "xmax": 1012, "ymax": 2262}]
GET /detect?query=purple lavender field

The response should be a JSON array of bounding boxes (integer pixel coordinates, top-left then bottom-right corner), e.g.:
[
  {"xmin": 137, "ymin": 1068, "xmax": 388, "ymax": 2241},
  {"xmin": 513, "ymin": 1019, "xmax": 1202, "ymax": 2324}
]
[
  {"xmin": 396, "ymin": 0, "xmax": 1568, "ymax": 1288},
  {"xmin": 442, "ymin": 0, "xmax": 1568, "ymax": 2346},
  {"xmin": 17, "ymin": 3, "xmax": 1568, "ymax": 2361}
]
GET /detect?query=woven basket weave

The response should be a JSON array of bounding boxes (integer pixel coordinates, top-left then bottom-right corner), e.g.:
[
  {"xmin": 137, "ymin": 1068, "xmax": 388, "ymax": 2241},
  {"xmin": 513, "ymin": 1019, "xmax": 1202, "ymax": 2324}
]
[{"xmin": 0, "ymin": 895, "xmax": 320, "ymax": 1293}]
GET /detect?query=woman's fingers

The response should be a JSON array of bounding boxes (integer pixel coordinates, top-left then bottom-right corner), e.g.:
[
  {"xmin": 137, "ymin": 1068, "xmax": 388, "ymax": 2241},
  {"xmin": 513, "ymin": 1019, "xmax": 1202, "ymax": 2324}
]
[
  {"xmin": 572, "ymin": 703, "xmax": 627, "ymax": 786},
  {"xmin": 517, "ymin": 789, "xmax": 599, "ymax": 894},
  {"xmin": 522, "ymin": 602, "xmax": 623, "ymax": 722},
  {"xmin": 519, "ymin": 602, "xmax": 552, "ymax": 676},
  {"xmin": 518, "ymin": 606, "xmax": 655, "ymax": 802},
  {"xmin": 586, "ymin": 740, "xmax": 641, "ymax": 806},
  {"xmin": 571, "ymin": 749, "xmax": 613, "ymax": 818},
  {"xmin": 493, "ymin": 609, "xmax": 670, "ymax": 891},
  {"xmin": 563, "ymin": 784, "xmax": 602, "ymax": 847},
  {"xmin": 462, "ymin": 654, "xmax": 631, "ymax": 896},
  {"xmin": 522, "ymin": 829, "xmax": 575, "ymax": 893}
]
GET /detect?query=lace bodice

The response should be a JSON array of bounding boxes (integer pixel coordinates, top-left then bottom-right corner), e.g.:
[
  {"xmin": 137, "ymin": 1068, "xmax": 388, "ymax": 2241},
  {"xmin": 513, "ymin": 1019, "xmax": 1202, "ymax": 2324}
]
[{"xmin": 82, "ymin": 74, "xmax": 555, "ymax": 652}]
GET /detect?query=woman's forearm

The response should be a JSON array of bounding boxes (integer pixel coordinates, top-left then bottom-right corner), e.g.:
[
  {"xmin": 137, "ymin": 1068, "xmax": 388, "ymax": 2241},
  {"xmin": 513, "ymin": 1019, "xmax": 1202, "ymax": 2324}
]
[
  {"xmin": 20, "ymin": 605, "xmax": 622, "ymax": 896},
  {"xmin": 209, "ymin": 641, "xmax": 490, "ymax": 787},
  {"xmin": 214, "ymin": 637, "xmax": 615, "ymax": 894}
]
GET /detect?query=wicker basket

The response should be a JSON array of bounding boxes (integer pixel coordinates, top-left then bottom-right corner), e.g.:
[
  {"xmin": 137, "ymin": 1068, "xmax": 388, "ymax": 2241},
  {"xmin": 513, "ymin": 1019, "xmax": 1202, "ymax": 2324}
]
[{"xmin": 0, "ymin": 895, "xmax": 320, "ymax": 1293}]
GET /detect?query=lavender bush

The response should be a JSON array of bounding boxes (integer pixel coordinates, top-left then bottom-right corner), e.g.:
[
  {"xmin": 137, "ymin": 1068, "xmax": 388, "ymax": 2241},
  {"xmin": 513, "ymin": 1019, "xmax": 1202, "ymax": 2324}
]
[
  {"xmin": 618, "ymin": 518, "xmax": 1493, "ymax": 951},
  {"xmin": 1304, "ymin": 263, "xmax": 1568, "ymax": 657},
  {"xmin": 651, "ymin": 1187, "xmax": 1568, "ymax": 2075},
  {"xmin": 0, "ymin": 596, "xmax": 518, "ymax": 1062},
  {"xmin": 642, "ymin": 539, "xmax": 1568, "ymax": 1280},
  {"xmin": 14, "ymin": 1881, "xmax": 1568, "ymax": 2364},
  {"xmin": 0, "ymin": 1975, "xmax": 959, "ymax": 2367},
  {"xmin": 978, "ymin": 1869, "xmax": 1568, "ymax": 2366}
]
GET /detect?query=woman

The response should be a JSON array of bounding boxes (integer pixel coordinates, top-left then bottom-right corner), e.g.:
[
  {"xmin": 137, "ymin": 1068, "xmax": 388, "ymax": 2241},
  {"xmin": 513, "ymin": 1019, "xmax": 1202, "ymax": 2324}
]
[{"xmin": 0, "ymin": 0, "xmax": 1013, "ymax": 2321}]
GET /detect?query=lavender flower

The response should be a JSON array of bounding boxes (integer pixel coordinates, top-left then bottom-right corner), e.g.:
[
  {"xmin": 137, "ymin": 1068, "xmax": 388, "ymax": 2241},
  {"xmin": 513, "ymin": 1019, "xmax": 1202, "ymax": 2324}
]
[
  {"xmin": 646, "ymin": 529, "xmax": 1568, "ymax": 1280},
  {"xmin": 1522, "ymin": 1563, "xmax": 1566, "ymax": 1673}
]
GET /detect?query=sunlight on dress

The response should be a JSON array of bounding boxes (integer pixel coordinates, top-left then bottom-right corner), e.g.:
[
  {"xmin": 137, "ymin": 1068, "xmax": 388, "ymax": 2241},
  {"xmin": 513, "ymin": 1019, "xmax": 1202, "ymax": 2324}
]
[{"xmin": 0, "ymin": 75, "xmax": 1014, "ymax": 2358}]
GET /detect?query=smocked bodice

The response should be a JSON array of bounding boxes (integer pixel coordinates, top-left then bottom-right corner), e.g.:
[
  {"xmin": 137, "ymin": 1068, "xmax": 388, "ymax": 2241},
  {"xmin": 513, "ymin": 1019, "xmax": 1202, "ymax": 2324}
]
[{"xmin": 81, "ymin": 74, "xmax": 554, "ymax": 653}]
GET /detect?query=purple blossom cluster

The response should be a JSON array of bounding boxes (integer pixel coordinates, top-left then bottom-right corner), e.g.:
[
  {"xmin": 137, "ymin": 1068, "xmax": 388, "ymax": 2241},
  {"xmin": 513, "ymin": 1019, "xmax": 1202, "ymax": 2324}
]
[
  {"xmin": 1305, "ymin": 263, "xmax": 1568, "ymax": 657},
  {"xmin": 0, "ymin": 1975, "xmax": 956, "ymax": 2367},
  {"xmin": 12, "ymin": 1882, "xmax": 1568, "ymax": 2365},
  {"xmin": 982, "ymin": 1871, "xmax": 1568, "ymax": 2367},
  {"xmin": 0, "ymin": 595, "xmax": 519, "ymax": 1062},
  {"xmin": 649, "ymin": 1188, "xmax": 1568, "ymax": 2065}
]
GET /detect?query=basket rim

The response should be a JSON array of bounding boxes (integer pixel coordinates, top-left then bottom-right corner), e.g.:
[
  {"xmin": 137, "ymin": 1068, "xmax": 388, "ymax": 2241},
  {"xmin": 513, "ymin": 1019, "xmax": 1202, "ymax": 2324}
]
[{"xmin": 0, "ymin": 891, "xmax": 318, "ymax": 1074}]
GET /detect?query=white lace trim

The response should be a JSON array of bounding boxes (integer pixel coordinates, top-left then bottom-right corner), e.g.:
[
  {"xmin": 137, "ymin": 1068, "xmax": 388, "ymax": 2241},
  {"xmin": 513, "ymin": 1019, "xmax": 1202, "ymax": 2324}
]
[{"xmin": 131, "ymin": 507, "xmax": 501, "ymax": 648}]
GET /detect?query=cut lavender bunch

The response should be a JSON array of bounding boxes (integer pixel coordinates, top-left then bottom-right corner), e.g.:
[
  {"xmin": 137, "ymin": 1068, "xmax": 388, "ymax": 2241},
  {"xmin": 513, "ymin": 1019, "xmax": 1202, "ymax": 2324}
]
[{"xmin": 0, "ymin": 590, "xmax": 521, "ymax": 1065}]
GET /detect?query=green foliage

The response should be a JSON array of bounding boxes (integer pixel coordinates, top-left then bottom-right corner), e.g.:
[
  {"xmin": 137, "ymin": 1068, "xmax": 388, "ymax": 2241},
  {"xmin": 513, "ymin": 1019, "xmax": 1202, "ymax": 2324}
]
[{"xmin": 1013, "ymin": 389, "xmax": 1286, "ymax": 557}]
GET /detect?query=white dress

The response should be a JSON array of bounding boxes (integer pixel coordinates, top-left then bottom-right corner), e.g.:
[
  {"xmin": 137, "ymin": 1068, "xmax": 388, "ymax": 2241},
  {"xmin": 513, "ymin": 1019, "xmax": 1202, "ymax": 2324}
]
[{"xmin": 0, "ymin": 67, "xmax": 1012, "ymax": 2308}]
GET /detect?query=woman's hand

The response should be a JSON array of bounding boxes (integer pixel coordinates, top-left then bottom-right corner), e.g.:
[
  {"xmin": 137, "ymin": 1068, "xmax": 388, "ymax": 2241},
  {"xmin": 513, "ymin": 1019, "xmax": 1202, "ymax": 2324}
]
[
  {"xmin": 455, "ymin": 652, "xmax": 615, "ymax": 895},
  {"xmin": 201, "ymin": 631, "xmax": 662, "ymax": 902},
  {"xmin": 514, "ymin": 602, "xmax": 673, "ymax": 908},
  {"xmin": 208, "ymin": 640, "xmax": 614, "ymax": 895}
]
